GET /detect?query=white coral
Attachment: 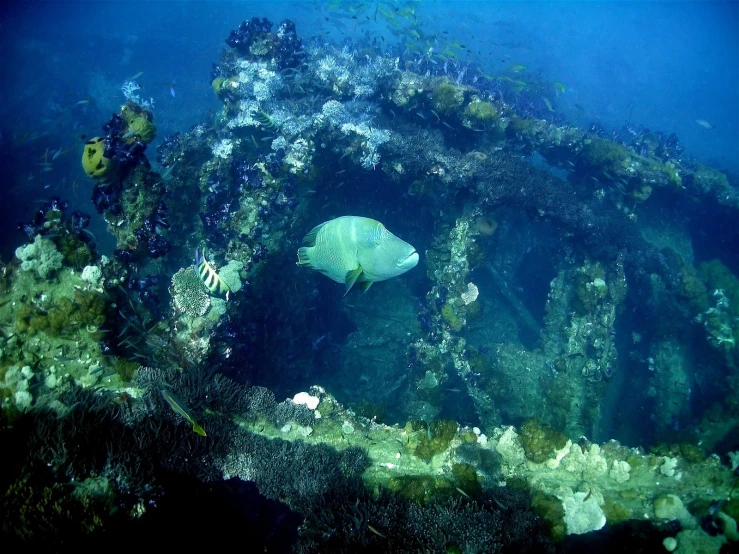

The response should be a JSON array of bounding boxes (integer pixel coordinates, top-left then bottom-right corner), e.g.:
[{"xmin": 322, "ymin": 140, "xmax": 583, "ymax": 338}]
[
  {"xmin": 15, "ymin": 235, "xmax": 64, "ymax": 279},
  {"xmin": 212, "ymin": 138, "xmax": 234, "ymax": 160},
  {"xmin": 81, "ymin": 265, "xmax": 103, "ymax": 289},
  {"xmin": 461, "ymin": 282, "xmax": 479, "ymax": 305}
]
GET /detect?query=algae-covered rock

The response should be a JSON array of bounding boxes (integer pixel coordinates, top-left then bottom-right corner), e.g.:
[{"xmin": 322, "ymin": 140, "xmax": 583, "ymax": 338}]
[
  {"xmin": 532, "ymin": 490, "xmax": 567, "ymax": 541},
  {"xmin": 520, "ymin": 418, "xmax": 569, "ymax": 463},
  {"xmin": 121, "ymin": 102, "xmax": 156, "ymax": 143},
  {"xmin": 441, "ymin": 300, "xmax": 464, "ymax": 332},
  {"xmin": 430, "ymin": 81, "xmax": 465, "ymax": 116},
  {"xmin": 581, "ymin": 137, "xmax": 630, "ymax": 172},
  {"xmin": 125, "ymin": 115, "xmax": 157, "ymax": 143},
  {"xmin": 693, "ymin": 163, "xmax": 730, "ymax": 195},
  {"xmin": 463, "ymin": 98, "xmax": 498, "ymax": 125},
  {"xmin": 414, "ymin": 419, "xmax": 458, "ymax": 461}
]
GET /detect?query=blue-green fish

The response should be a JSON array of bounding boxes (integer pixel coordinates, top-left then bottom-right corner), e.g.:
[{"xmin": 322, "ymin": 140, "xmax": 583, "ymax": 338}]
[
  {"xmin": 296, "ymin": 216, "xmax": 419, "ymax": 294},
  {"xmin": 161, "ymin": 388, "xmax": 207, "ymax": 436}
]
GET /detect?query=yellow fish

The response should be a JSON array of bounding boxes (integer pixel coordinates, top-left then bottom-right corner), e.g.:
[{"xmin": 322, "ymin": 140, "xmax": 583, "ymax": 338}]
[
  {"xmin": 553, "ymin": 81, "xmax": 566, "ymax": 93},
  {"xmin": 161, "ymin": 388, "xmax": 206, "ymax": 436},
  {"xmin": 510, "ymin": 64, "xmax": 527, "ymax": 73},
  {"xmin": 297, "ymin": 216, "xmax": 418, "ymax": 294},
  {"xmin": 511, "ymin": 80, "xmax": 527, "ymax": 94}
]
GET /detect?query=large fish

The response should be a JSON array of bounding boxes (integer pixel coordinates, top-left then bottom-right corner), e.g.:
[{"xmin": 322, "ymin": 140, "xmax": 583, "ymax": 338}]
[{"xmin": 297, "ymin": 216, "xmax": 419, "ymax": 294}]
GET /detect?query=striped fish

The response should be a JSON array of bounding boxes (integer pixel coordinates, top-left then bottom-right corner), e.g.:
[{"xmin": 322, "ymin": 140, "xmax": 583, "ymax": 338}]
[
  {"xmin": 253, "ymin": 110, "xmax": 279, "ymax": 131},
  {"xmin": 194, "ymin": 248, "xmax": 230, "ymax": 296}
]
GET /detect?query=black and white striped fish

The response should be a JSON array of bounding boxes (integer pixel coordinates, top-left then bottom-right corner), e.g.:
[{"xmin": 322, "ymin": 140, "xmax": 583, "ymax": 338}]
[{"xmin": 194, "ymin": 248, "xmax": 230, "ymax": 297}]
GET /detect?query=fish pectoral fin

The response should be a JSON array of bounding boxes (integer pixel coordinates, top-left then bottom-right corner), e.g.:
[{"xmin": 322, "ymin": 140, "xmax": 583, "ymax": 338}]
[
  {"xmin": 359, "ymin": 281, "xmax": 373, "ymax": 293},
  {"xmin": 344, "ymin": 266, "xmax": 363, "ymax": 296}
]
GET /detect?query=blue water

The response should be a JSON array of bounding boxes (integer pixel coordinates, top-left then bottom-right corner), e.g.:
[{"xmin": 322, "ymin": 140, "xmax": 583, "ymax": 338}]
[
  {"xmin": 2, "ymin": 1, "xmax": 737, "ymax": 253},
  {"xmin": 1, "ymin": 1, "xmax": 736, "ymax": 247}
]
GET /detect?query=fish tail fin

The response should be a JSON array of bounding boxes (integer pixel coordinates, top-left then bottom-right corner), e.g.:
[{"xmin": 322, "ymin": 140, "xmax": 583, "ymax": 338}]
[
  {"xmin": 296, "ymin": 247, "xmax": 312, "ymax": 267},
  {"xmin": 192, "ymin": 422, "xmax": 207, "ymax": 436}
]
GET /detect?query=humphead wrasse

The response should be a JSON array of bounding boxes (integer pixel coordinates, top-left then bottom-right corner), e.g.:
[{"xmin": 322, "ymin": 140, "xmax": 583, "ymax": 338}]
[{"xmin": 297, "ymin": 216, "xmax": 419, "ymax": 294}]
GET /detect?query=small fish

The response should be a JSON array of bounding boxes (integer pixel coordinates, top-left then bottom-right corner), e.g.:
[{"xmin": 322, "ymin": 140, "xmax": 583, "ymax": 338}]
[
  {"xmin": 52, "ymin": 147, "xmax": 64, "ymax": 160},
  {"xmin": 41, "ymin": 166, "xmax": 54, "ymax": 172},
  {"xmin": 170, "ymin": 87, "xmax": 176, "ymax": 98},
  {"xmin": 491, "ymin": 495, "xmax": 508, "ymax": 510},
  {"xmin": 57, "ymin": 401, "xmax": 83, "ymax": 419},
  {"xmin": 54, "ymin": 355, "xmax": 74, "ymax": 362},
  {"xmin": 553, "ymin": 81, "xmax": 566, "ymax": 93},
  {"xmin": 90, "ymin": 366, "xmax": 106, "ymax": 375},
  {"xmin": 510, "ymin": 64, "xmax": 527, "ymax": 72},
  {"xmin": 695, "ymin": 119, "xmax": 714, "ymax": 129},
  {"xmin": 161, "ymin": 388, "xmax": 207, "ymax": 436},
  {"xmin": 511, "ymin": 80, "xmax": 527, "ymax": 93},
  {"xmin": 541, "ymin": 96, "xmax": 554, "ymax": 112},
  {"xmin": 129, "ymin": 71, "xmax": 144, "ymax": 80},
  {"xmin": 122, "ymin": 130, "xmax": 137, "ymax": 139},
  {"xmin": 456, "ymin": 487, "xmax": 471, "ymax": 498},
  {"xmin": 76, "ymin": 99, "xmax": 90, "ymax": 105},
  {"xmin": 99, "ymin": 367, "xmax": 118, "ymax": 379},
  {"xmin": 195, "ymin": 248, "xmax": 231, "ymax": 297},
  {"xmin": 161, "ymin": 161, "xmax": 178, "ymax": 179},
  {"xmin": 367, "ymin": 525, "xmax": 387, "ymax": 539},
  {"xmin": 254, "ymin": 110, "xmax": 279, "ymax": 131},
  {"xmin": 312, "ymin": 333, "xmax": 329, "ymax": 350}
]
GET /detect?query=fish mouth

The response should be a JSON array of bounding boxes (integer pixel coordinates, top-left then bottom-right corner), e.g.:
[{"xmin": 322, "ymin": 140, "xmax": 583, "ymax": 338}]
[{"xmin": 399, "ymin": 251, "xmax": 419, "ymax": 270}]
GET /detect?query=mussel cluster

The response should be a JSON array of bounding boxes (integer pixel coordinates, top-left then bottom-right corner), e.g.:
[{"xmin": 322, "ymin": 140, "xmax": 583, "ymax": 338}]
[{"xmin": 224, "ymin": 17, "xmax": 304, "ymax": 69}]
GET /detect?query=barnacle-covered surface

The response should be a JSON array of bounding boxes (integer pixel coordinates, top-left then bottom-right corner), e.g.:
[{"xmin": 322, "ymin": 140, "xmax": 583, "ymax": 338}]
[{"xmin": 1, "ymin": 4, "xmax": 739, "ymax": 552}]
